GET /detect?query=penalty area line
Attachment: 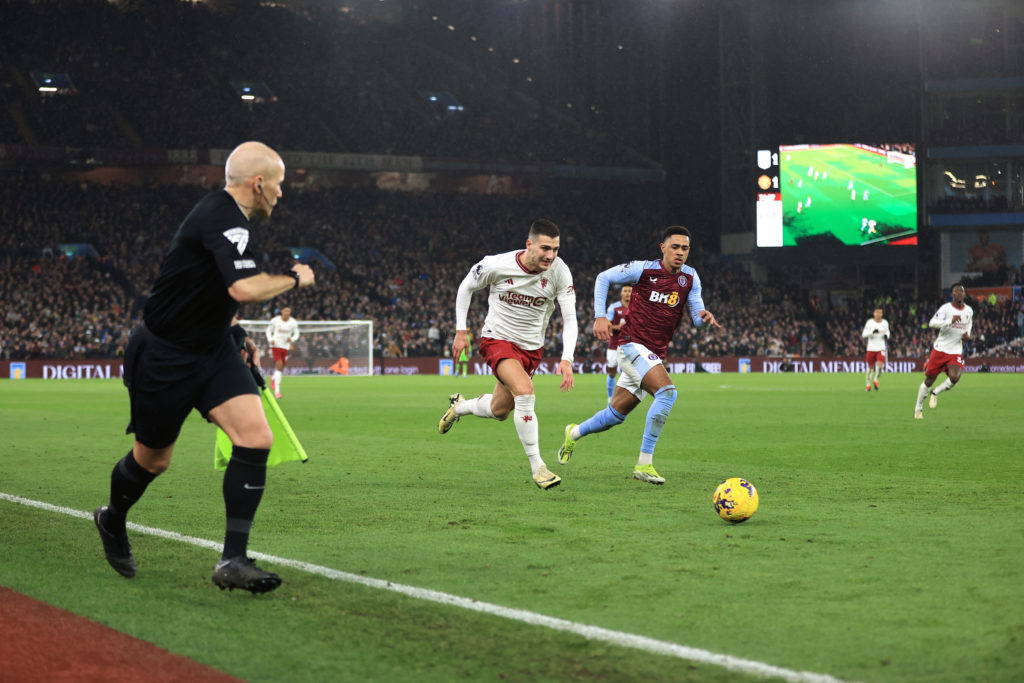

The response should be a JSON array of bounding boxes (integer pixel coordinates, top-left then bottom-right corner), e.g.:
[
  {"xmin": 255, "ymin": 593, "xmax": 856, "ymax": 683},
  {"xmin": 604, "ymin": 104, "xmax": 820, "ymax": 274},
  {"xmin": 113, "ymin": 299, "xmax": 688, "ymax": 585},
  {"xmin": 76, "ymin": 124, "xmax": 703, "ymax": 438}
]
[{"xmin": 1, "ymin": 491, "xmax": 855, "ymax": 683}]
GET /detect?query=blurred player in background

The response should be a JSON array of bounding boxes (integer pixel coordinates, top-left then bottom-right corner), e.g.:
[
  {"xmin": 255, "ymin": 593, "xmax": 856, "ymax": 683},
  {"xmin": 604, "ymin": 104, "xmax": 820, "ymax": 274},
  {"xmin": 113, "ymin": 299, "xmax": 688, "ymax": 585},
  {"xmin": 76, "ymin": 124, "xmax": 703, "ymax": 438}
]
[
  {"xmin": 266, "ymin": 306, "xmax": 300, "ymax": 399},
  {"xmin": 604, "ymin": 285, "xmax": 632, "ymax": 402},
  {"xmin": 558, "ymin": 226, "xmax": 720, "ymax": 485},
  {"xmin": 861, "ymin": 308, "xmax": 890, "ymax": 391},
  {"xmin": 914, "ymin": 284, "xmax": 973, "ymax": 420},
  {"xmin": 93, "ymin": 141, "xmax": 314, "ymax": 593},
  {"xmin": 438, "ymin": 219, "xmax": 577, "ymax": 490}
]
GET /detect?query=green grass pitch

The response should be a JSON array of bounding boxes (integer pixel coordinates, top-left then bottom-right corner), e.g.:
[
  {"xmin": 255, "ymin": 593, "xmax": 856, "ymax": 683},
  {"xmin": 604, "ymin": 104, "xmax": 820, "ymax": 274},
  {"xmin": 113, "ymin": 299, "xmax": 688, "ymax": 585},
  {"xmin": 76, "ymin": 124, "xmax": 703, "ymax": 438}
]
[
  {"xmin": 1, "ymin": 373, "xmax": 1022, "ymax": 682},
  {"xmin": 779, "ymin": 145, "xmax": 916, "ymax": 246}
]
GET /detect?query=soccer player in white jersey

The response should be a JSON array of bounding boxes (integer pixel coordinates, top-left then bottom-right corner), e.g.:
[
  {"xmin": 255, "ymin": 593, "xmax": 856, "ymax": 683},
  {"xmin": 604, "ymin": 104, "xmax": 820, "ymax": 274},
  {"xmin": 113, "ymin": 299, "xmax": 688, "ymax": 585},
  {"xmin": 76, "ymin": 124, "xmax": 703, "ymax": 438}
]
[
  {"xmin": 266, "ymin": 306, "xmax": 299, "ymax": 399},
  {"xmin": 438, "ymin": 219, "xmax": 578, "ymax": 490},
  {"xmin": 862, "ymin": 307, "xmax": 890, "ymax": 392},
  {"xmin": 914, "ymin": 284, "xmax": 973, "ymax": 419}
]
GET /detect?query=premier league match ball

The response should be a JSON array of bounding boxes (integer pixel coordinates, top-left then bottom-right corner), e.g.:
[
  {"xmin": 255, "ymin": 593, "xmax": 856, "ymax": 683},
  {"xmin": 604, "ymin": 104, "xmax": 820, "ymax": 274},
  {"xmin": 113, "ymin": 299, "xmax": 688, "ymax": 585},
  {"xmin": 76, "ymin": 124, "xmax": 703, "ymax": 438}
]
[{"xmin": 713, "ymin": 478, "xmax": 759, "ymax": 524}]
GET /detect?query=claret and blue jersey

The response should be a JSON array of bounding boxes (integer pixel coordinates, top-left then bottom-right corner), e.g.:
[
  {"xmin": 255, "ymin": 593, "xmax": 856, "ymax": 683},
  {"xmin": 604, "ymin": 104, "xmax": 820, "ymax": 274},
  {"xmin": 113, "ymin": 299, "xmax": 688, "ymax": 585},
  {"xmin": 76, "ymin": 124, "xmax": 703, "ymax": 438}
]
[{"xmin": 594, "ymin": 259, "xmax": 707, "ymax": 358}]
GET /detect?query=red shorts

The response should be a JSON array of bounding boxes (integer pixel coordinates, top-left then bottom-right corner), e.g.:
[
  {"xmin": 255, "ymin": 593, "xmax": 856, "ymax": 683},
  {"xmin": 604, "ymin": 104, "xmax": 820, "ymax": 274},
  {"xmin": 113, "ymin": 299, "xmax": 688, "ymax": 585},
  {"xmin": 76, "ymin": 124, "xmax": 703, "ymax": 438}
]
[
  {"xmin": 479, "ymin": 337, "xmax": 542, "ymax": 377},
  {"xmin": 865, "ymin": 350, "xmax": 886, "ymax": 366},
  {"xmin": 271, "ymin": 347, "xmax": 289, "ymax": 365},
  {"xmin": 924, "ymin": 349, "xmax": 963, "ymax": 377}
]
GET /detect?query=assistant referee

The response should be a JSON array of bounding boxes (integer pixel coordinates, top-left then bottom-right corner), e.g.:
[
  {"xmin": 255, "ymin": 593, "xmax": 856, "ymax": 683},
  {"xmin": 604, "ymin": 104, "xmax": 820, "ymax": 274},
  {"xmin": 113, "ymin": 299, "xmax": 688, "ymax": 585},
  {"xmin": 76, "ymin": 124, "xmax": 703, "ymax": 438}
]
[{"xmin": 94, "ymin": 141, "xmax": 315, "ymax": 593}]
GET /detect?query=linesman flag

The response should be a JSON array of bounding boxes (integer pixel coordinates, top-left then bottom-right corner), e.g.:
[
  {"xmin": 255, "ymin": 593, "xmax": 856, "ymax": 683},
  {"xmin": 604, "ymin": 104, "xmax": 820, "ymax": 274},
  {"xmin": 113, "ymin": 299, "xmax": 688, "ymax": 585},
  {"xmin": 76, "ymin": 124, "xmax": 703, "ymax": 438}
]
[{"xmin": 214, "ymin": 388, "xmax": 309, "ymax": 470}]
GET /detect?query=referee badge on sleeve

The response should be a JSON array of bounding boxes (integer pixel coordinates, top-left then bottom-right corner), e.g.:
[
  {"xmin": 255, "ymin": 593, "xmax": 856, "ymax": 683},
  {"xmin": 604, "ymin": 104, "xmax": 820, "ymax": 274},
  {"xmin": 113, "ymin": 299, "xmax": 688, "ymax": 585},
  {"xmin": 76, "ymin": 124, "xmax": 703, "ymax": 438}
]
[{"xmin": 223, "ymin": 227, "xmax": 250, "ymax": 255}]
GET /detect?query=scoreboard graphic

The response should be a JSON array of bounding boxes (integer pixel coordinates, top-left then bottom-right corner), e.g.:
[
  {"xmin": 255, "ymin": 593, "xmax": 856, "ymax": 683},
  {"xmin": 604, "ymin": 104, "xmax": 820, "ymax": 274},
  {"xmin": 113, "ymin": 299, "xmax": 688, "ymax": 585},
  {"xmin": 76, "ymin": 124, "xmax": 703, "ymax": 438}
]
[{"xmin": 756, "ymin": 143, "xmax": 917, "ymax": 247}]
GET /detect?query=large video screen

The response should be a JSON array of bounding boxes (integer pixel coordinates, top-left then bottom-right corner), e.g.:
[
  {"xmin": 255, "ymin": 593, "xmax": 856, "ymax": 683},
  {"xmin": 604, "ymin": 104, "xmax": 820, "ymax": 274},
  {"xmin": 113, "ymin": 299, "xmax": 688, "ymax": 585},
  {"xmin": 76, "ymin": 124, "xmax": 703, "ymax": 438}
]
[{"xmin": 755, "ymin": 143, "xmax": 917, "ymax": 247}]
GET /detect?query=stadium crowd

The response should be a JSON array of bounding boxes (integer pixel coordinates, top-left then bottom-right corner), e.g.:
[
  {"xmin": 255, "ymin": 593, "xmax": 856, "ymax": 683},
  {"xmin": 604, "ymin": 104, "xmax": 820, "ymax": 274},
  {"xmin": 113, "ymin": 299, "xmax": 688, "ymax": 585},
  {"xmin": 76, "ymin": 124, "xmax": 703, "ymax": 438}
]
[
  {"xmin": 2, "ymin": 1, "xmax": 1022, "ymax": 366},
  {"xmin": 3, "ymin": 173, "xmax": 1022, "ymax": 365}
]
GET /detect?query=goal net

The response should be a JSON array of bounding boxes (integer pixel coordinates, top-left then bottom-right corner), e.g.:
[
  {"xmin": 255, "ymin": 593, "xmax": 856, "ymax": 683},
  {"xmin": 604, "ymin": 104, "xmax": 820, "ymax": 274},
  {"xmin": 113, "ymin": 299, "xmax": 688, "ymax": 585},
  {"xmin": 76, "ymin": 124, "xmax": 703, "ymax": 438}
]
[
  {"xmin": 238, "ymin": 319, "xmax": 374, "ymax": 376},
  {"xmin": 885, "ymin": 149, "xmax": 915, "ymax": 169}
]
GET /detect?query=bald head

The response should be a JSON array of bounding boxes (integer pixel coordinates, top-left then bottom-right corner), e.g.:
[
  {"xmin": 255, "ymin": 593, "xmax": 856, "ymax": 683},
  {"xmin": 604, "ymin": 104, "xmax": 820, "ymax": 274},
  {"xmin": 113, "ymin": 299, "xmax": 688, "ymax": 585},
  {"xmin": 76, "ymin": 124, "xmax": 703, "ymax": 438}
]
[
  {"xmin": 225, "ymin": 141, "xmax": 283, "ymax": 187},
  {"xmin": 223, "ymin": 141, "xmax": 285, "ymax": 218}
]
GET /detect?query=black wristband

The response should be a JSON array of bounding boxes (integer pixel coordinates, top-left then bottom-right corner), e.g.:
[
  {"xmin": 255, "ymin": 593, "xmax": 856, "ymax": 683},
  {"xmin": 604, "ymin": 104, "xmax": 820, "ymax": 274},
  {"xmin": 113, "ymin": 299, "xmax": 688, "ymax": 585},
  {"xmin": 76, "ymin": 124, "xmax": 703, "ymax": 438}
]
[{"xmin": 289, "ymin": 271, "xmax": 300, "ymax": 290}]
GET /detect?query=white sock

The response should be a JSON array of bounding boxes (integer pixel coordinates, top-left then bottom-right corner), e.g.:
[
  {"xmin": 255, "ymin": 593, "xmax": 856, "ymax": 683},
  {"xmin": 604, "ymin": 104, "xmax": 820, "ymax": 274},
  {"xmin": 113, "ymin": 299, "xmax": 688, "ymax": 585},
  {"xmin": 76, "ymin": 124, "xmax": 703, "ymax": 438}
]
[
  {"xmin": 932, "ymin": 378, "xmax": 954, "ymax": 396},
  {"xmin": 273, "ymin": 370, "xmax": 282, "ymax": 390},
  {"xmin": 873, "ymin": 367, "xmax": 881, "ymax": 382},
  {"xmin": 458, "ymin": 394, "xmax": 495, "ymax": 419},
  {"xmin": 513, "ymin": 394, "xmax": 543, "ymax": 474},
  {"xmin": 866, "ymin": 368, "xmax": 872, "ymax": 385},
  {"xmin": 637, "ymin": 451, "xmax": 654, "ymax": 467},
  {"xmin": 570, "ymin": 424, "xmax": 582, "ymax": 441},
  {"xmin": 915, "ymin": 382, "xmax": 929, "ymax": 411}
]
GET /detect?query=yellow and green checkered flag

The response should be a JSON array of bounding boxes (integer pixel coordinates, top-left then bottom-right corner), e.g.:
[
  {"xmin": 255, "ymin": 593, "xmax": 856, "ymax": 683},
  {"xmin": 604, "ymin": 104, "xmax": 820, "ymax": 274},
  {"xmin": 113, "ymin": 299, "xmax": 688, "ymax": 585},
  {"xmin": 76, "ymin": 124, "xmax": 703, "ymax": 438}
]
[{"xmin": 215, "ymin": 387, "xmax": 308, "ymax": 470}]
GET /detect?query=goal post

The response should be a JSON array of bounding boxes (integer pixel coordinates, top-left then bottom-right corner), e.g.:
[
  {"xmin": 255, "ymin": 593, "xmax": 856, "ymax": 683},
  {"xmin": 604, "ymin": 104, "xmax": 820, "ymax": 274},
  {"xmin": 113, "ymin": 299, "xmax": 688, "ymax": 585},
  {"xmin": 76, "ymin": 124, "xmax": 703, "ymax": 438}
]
[{"xmin": 238, "ymin": 319, "xmax": 374, "ymax": 376}]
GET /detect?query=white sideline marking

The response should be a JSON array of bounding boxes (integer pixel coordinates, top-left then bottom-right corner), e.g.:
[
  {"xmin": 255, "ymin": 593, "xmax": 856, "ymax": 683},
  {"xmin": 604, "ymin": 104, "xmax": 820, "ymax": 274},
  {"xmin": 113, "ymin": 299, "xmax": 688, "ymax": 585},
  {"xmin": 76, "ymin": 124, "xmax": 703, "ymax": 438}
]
[{"xmin": 1, "ymin": 492, "xmax": 854, "ymax": 683}]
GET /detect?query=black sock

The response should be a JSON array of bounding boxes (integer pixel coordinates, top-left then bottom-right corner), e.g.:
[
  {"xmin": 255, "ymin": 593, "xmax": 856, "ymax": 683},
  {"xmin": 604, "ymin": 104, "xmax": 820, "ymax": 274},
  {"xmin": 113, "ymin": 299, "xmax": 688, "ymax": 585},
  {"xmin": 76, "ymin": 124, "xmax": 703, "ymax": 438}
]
[
  {"xmin": 107, "ymin": 450, "xmax": 157, "ymax": 532},
  {"xmin": 222, "ymin": 445, "xmax": 270, "ymax": 559}
]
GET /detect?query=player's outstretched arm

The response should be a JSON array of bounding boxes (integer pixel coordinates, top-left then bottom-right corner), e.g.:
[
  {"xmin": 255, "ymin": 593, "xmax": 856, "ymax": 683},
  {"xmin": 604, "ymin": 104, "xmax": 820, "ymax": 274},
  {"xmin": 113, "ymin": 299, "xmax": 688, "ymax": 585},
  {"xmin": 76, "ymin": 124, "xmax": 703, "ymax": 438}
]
[
  {"xmin": 454, "ymin": 269, "xmax": 479, "ymax": 332},
  {"xmin": 686, "ymin": 272, "xmax": 719, "ymax": 329},
  {"xmin": 557, "ymin": 288, "xmax": 578, "ymax": 369},
  {"xmin": 229, "ymin": 264, "xmax": 314, "ymax": 303},
  {"xmin": 592, "ymin": 262, "xmax": 641, "ymax": 330}
]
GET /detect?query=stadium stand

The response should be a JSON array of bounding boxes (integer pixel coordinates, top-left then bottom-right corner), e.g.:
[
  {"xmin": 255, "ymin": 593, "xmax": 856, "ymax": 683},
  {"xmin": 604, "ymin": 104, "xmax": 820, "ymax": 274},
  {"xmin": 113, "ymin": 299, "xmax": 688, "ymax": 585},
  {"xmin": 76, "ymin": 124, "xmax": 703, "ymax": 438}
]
[
  {"xmin": 2, "ymin": 0, "xmax": 1022, "ymax": 365},
  {"xmin": 0, "ymin": 0, "xmax": 654, "ymax": 167},
  {"xmin": 5, "ymin": 172, "xmax": 1020, "ymax": 363}
]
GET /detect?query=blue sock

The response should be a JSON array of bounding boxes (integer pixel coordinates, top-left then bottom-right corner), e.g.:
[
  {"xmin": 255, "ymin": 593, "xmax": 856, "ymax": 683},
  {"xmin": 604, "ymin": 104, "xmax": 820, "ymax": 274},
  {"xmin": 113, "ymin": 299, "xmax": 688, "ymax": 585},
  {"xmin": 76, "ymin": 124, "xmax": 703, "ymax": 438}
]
[
  {"xmin": 641, "ymin": 385, "xmax": 677, "ymax": 454},
  {"xmin": 606, "ymin": 374, "xmax": 615, "ymax": 399},
  {"xmin": 579, "ymin": 405, "xmax": 626, "ymax": 437}
]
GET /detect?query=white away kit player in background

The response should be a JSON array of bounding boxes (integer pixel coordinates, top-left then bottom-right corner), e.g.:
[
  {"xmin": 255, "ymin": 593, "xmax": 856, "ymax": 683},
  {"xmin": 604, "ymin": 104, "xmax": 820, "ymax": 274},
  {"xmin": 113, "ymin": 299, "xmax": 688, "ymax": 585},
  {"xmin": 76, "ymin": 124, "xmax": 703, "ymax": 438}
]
[
  {"xmin": 914, "ymin": 284, "xmax": 973, "ymax": 419},
  {"xmin": 266, "ymin": 306, "xmax": 300, "ymax": 398},
  {"xmin": 437, "ymin": 219, "xmax": 577, "ymax": 490},
  {"xmin": 861, "ymin": 308, "xmax": 890, "ymax": 392}
]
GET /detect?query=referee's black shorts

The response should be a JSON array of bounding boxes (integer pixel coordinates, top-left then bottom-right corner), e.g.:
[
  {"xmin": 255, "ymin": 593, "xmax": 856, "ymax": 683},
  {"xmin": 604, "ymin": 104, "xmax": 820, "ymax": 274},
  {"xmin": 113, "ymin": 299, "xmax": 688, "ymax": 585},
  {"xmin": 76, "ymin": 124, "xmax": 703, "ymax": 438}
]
[{"xmin": 123, "ymin": 324, "xmax": 258, "ymax": 449}]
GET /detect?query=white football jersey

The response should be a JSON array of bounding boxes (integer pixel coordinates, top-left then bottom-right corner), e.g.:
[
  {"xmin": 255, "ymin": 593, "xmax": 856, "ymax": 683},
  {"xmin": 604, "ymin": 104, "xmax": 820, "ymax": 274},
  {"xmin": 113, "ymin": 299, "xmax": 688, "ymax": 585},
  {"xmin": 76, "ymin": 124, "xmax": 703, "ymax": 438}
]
[
  {"xmin": 266, "ymin": 316, "xmax": 300, "ymax": 349},
  {"xmin": 861, "ymin": 318, "xmax": 890, "ymax": 352},
  {"xmin": 456, "ymin": 250, "xmax": 575, "ymax": 354},
  {"xmin": 929, "ymin": 302, "xmax": 973, "ymax": 355}
]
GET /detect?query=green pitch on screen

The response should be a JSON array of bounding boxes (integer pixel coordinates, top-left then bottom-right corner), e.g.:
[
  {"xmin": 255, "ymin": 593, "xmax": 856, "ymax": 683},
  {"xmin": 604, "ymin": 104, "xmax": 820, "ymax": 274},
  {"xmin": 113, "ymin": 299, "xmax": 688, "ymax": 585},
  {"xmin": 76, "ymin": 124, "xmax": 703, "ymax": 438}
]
[{"xmin": 779, "ymin": 144, "xmax": 916, "ymax": 246}]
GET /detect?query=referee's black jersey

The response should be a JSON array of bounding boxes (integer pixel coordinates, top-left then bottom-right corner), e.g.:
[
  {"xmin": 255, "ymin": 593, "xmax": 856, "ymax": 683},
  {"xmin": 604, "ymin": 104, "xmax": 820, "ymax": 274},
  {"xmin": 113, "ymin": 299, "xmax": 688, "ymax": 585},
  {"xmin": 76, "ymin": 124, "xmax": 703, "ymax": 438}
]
[{"xmin": 143, "ymin": 190, "xmax": 261, "ymax": 352}]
